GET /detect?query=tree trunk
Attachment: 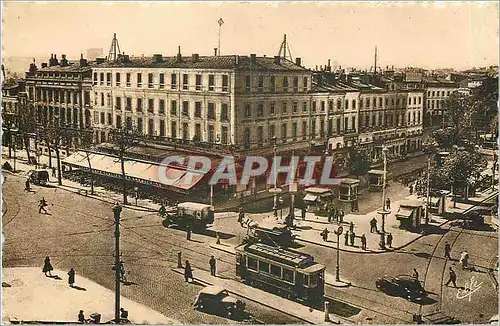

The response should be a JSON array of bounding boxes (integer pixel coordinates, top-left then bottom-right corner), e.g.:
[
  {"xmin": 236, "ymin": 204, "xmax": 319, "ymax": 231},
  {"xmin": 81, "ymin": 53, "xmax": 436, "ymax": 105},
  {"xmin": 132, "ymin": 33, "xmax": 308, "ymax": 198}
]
[
  {"xmin": 47, "ymin": 144, "xmax": 53, "ymax": 168},
  {"xmin": 120, "ymin": 152, "xmax": 128, "ymax": 204},
  {"xmin": 55, "ymin": 146, "xmax": 62, "ymax": 186},
  {"xmin": 23, "ymin": 134, "xmax": 32, "ymax": 164},
  {"xmin": 7, "ymin": 129, "xmax": 12, "ymax": 158},
  {"xmin": 85, "ymin": 151, "xmax": 95, "ymax": 195}
]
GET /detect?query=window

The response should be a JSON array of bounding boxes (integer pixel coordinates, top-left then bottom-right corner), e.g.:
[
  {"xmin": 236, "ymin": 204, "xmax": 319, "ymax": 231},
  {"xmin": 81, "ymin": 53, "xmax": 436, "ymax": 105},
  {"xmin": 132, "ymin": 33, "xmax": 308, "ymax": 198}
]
[
  {"xmin": 258, "ymin": 76, "xmax": 264, "ymax": 92},
  {"xmin": 418, "ymin": 97, "xmax": 422, "ymax": 104},
  {"xmin": 171, "ymin": 74, "xmax": 177, "ymax": 89},
  {"xmin": 222, "ymin": 75, "xmax": 228, "ymax": 92},
  {"xmin": 195, "ymin": 124, "xmax": 201, "ymax": 141},
  {"xmin": 137, "ymin": 73, "xmax": 142, "ymax": 88},
  {"xmin": 352, "ymin": 116, "xmax": 356, "ymax": 130},
  {"xmin": 126, "ymin": 73, "xmax": 131, "ymax": 87},
  {"xmin": 207, "ymin": 103, "xmax": 215, "ymax": 120},
  {"xmin": 93, "ymin": 72, "xmax": 98, "ymax": 85},
  {"xmin": 344, "ymin": 117, "xmax": 348, "ymax": 129},
  {"xmin": 270, "ymin": 76, "xmax": 276, "ymax": 92},
  {"xmin": 302, "ymin": 121, "xmax": 307, "ymax": 140},
  {"xmin": 312, "ymin": 120, "xmax": 316, "ymax": 138},
  {"xmin": 302, "ymin": 102, "xmax": 307, "ymax": 113},
  {"xmin": 283, "ymin": 268, "xmax": 294, "ymax": 283},
  {"xmin": 183, "ymin": 74, "xmax": 189, "ymax": 90},
  {"xmin": 148, "ymin": 119, "xmax": 154, "ymax": 135},
  {"xmin": 245, "ymin": 75, "xmax": 251, "ymax": 92},
  {"xmin": 408, "ymin": 97, "xmax": 412, "ymax": 105},
  {"xmin": 337, "ymin": 100, "xmax": 342, "ymax": 110},
  {"xmin": 283, "ymin": 76, "xmax": 289, "ymax": 92},
  {"xmin": 270, "ymin": 102, "xmax": 276, "ymax": 115},
  {"xmin": 100, "ymin": 93, "xmax": 104, "ymax": 106},
  {"xmin": 269, "ymin": 124, "xmax": 276, "ymax": 138},
  {"xmin": 148, "ymin": 73, "xmax": 154, "ymax": 88},
  {"xmin": 378, "ymin": 98, "xmax": 382, "ymax": 107},
  {"xmin": 413, "ymin": 97, "xmax": 417, "ymax": 105},
  {"xmin": 257, "ymin": 126, "xmax": 263, "ymax": 146},
  {"xmin": 137, "ymin": 117, "xmax": 143, "ymax": 133},
  {"xmin": 221, "ymin": 104, "xmax": 228, "ymax": 121},
  {"xmin": 328, "ymin": 100, "xmax": 334, "ymax": 113},
  {"xmin": 116, "ymin": 73, "xmax": 121, "ymax": 86},
  {"xmin": 352, "ymin": 99, "xmax": 357, "ymax": 110},
  {"xmin": 159, "ymin": 73, "xmax": 165, "ymax": 89},
  {"xmin": 271, "ymin": 264, "xmax": 281, "ymax": 277},
  {"xmin": 116, "ymin": 115, "xmax": 122, "ymax": 128},
  {"xmin": 345, "ymin": 100, "xmax": 349, "ymax": 109},
  {"xmin": 148, "ymin": 99, "xmax": 154, "ymax": 113},
  {"xmin": 257, "ymin": 103, "xmax": 264, "ymax": 117},
  {"xmin": 208, "ymin": 125, "xmax": 215, "ymax": 143},
  {"xmin": 100, "ymin": 112, "xmax": 105, "ymax": 124},
  {"xmin": 303, "ymin": 77, "xmax": 308, "ymax": 92},
  {"xmin": 293, "ymin": 76, "xmax": 298, "ymax": 92},
  {"xmin": 116, "ymin": 96, "xmax": 121, "ymax": 110},
  {"xmin": 321, "ymin": 101, "xmax": 325, "ymax": 112},
  {"xmin": 293, "ymin": 101, "xmax": 298, "ymax": 113},
  {"xmin": 126, "ymin": 117, "xmax": 133, "ymax": 130},
  {"xmin": 281, "ymin": 102, "xmax": 287, "ymax": 114},
  {"xmin": 160, "ymin": 120, "xmax": 165, "ymax": 137},
  {"xmin": 195, "ymin": 74, "xmax": 202, "ymax": 90},
  {"xmin": 222, "ymin": 126, "xmax": 228, "ymax": 144},
  {"xmin": 171, "ymin": 121, "xmax": 177, "ymax": 138},
  {"xmin": 292, "ymin": 122, "xmax": 297, "ymax": 140},
  {"xmin": 208, "ymin": 75, "xmax": 215, "ymax": 91},
  {"xmin": 281, "ymin": 122, "xmax": 287, "ymax": 141},
  {"xmin": 107, "ymin": 113, "xmax": 112, "ymax": 125},
  {"xmin": 320, "ymin": 120, "xmax": 325, "ymax": 136},
  {"xmin": 337, "ymin": 117, "xmax": 342, "ymax": 131},
  {"xmin": 328, "ymin": 119, "xmax": 333, "ymax": 135},
  {"xmin": 107, "ymin": 93, "xmax": 112, "ymax": 106},
  {"xmin": 248, "ymin": 257, "xmax": 257, "ymax": 270},
  {"xmin": 171, "ymin": 100, "xmax": 177, "ymax": 115},
  {"xmin": 137, "ymin": 98, "xmax": 143, "ymax": 112},
  {"xmin": 195, "ymin": 102, "xmax": 202, "ymax": 118},
  {"xmin": 159, "ymin": 99, "xmax": 165, "ymax": 114},
  {"xmin": 106, "ymin": 73, "xmax": 111, "ymax": 86},
  {"xmin": 259, "ymin": 261, "xmax": 270, "ymax": 273},
  {"xmin": 126, "ymin": 97, "xmax": 132, "ymax": 111},
  {"xmin": 100, "ymin": 73, "xmax": 104, "ymax": 85},
  {"xmin": 182, "ymin": 101, "xmax": 189, "ymax": 116},
  {"xmin": 244, "ymin": 104, "xmax": 251, "ymax": 118},
  {"xmin": 312, "ymin": 102, "xmax": 317, "ymax": 113},
  {"xmin": 417, "ymin": 111, "xmax": 421, "ymax": 124},
  {"xmin": 385, "ymin": 98, "xmax": 388, "ymax": 106}
]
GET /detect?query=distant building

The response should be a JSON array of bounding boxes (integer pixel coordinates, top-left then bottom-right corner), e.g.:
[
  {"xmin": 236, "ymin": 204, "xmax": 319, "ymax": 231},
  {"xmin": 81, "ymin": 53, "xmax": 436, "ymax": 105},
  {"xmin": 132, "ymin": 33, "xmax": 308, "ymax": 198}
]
[{"xmin": 86, "ymin": 48, "xmax": 104, "ymax": 61}]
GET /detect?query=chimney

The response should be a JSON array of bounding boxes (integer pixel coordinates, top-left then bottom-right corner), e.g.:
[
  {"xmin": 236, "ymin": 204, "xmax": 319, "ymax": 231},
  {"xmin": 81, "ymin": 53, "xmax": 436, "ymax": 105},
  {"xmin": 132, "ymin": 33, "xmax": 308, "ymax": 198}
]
[
  {"xmin": 49, "ymin": 54, "xmax": 56, "ymax": 67},
  {"xmin": 250, "ymin": 54, "xmax": 257, "ymax": 64},
  {"xmin": 192, "ymin": 53, "xmax": 199, "ymax": 63},
  {"xmin": 274, "ymin": 56, "xmax": 281, "ymax": 65},
  {"xmin": 96, "ymin": 57, "xmax": 105, "ymax": 64},
  {"xmin": 315, "ymin": 65, "xmax": 318, "ymax": 71},
  {"xmin": 295, "ymin": 57, "xmax": 301, "ymax": 66},
  {"xmin": 235, "ymin": 55, "xmax": 239, "ymax": 65},
  {"xmin": 42, "ymin": 63, "xmax": 48, "ymax": 68},
  {"xmin": 60, "ymin": 54, "xmax": 68, "ymax": 67},
  {"xmin": 79, "ymin": 54, "xmax": 88, "ymax": 67},
  {"xmin": 54, "ymin": 54, "xmax": 59, "ymax": 65},
  {"xmin": 214, "ymin": 48, "xmax": 218, "ymax": 56},
  {"xmin": 328, "ymin": 59, "xmax": 331, "ymax": 71},
  {"xmin": 153, "ymin": 54, "xmax": 163, "ymax": 63},
  {"xmin": 177, "ymin": 46, "xmax": 182, "ymax": 62}
]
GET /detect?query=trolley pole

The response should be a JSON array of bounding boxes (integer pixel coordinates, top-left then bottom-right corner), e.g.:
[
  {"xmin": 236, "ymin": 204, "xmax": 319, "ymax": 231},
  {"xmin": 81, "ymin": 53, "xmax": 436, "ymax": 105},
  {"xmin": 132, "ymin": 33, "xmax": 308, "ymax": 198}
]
[
  {"xmin": 334, "ymin": 226, "xmax": 343, "ymax": 282},
  {"xmin": 113, "ymin": 203, "xmax": 122, "ymax": 324}
]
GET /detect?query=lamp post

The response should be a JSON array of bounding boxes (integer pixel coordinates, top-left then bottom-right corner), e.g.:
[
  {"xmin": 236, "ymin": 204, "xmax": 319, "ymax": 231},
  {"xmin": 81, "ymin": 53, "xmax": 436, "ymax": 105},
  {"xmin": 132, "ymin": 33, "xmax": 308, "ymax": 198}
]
[
  {"xmin": 272, "ymin": 136, "xmax": 278, "ymax": 217},
  {"xmin": 425, "ymin": 156, "xmax": 431, "ymax": 225},
  {"xmin": 333, "ymin": 226, "xmax": 344, "ymax": 282},
  {"xmin": 379, "ymin": 145, "xmax": 389, "ymax": 233}
]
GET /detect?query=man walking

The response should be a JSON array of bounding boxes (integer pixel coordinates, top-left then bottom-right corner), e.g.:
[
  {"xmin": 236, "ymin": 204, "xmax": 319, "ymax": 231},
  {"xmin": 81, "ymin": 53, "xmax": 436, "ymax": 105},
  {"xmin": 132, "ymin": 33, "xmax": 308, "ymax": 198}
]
[
  {"xmin": 344, "ymin": 230, "xmax": 349, "ymax": 246},
  {"xmin": 386, "ymin": 233, "xmax": 393, "ymax": 248},
  {"xmin": 186, "ymin": 223, "xmax": 192, "ymax": 241},
  {"xmin": 444, "ymin": 241, "xmax": 452, "ymax": 260},
  {"xmin": 460, "ymin": 250, "xmax": 469, "ymax": 270},
  {"xmin": 68, "ymin": 268, "xmax": 76, "ymax": 288},
  {"xmin": 38, "ymin": 197, "xmax": 48, "ymax": 214},
  {"xmin": 25, "ymin": 178, "xmax": 31, "ymax": 192},
  {"xmin": 409, "ymin": 184, "xmax": 414, "ymax": 195},
  {"xmin": 238, "ymin": 207, "xmax": 245, "ymax": 224},
  {"xmin": 338, "ymin": 209, "xmax": 344, "ymax": 223},
  {"xmin": 361, "ymin": 234, "xmax": 367, "ymax": 250},
  {"xmin": 386, "ymin": 198, "xmax": 391, "ymax": 210},
  {"xmin": 209, "ymin": 255, "xmax": 216, "ymax": 276},
  {"xmin": 159, "ymin": 203, "xmax": 167, "ymax": 218},
  {"xmin": 301, "ymin": 207, "xmax": 306, "ymax": 220},
  {"xmin": 321, "ymin": 228, "xmax": 329, "ymax": 242},
  {"xmin": 349, "ymin": 230, "xmax": 356, "ymax": 246},
  {"xmin": 445, "ymin": 267, "xmax": 457, "ymax": 287},
  {"xmin": 370, "ymin": 217, "xmax": 378, "ymax": 233}
]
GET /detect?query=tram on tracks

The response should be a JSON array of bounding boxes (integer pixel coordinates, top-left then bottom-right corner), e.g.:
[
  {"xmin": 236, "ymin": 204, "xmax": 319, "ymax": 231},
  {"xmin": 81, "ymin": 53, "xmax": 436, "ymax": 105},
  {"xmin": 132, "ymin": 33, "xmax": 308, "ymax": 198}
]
[{"xmin": 235, "ymin": 242, "xmax": 325, "ymax": 303}]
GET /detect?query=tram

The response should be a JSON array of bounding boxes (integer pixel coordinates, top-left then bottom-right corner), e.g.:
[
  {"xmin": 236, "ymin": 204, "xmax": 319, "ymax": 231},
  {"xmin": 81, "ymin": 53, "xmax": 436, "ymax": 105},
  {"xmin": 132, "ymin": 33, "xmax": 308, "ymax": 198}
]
[{"xmin": 235, "ymin": 242, "xmax": 325, "ymax": 303}]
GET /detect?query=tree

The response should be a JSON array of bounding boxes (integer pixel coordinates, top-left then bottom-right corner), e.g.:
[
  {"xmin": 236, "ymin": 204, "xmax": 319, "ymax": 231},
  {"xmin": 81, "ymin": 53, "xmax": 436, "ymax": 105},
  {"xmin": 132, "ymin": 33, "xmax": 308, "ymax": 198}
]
[
  {"xmin": 346, "ymin": 147, "xmax": 371, "ymax": 178},
  {"xmin": 79, "ymin": 128, "xmax": 96, "ymax": 195},
  {"xmin": 109, "ymin": 124, "xmax": 144, "ymax": 204},
  {"xmin": 38, "ymin": 123, "xmax": 73, "ymax": 186},
  {"xmin": 17, "ymin": 102, "xmax": 37, "ymax": 164}
]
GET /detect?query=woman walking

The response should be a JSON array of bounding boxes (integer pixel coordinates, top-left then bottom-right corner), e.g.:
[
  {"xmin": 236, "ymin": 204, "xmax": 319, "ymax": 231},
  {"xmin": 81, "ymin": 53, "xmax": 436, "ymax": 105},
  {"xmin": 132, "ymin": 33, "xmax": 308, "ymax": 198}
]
[
  {"xmin": 184, "ymin": 260, "xmax": 193, "ymax": 283},
  {"xmin": 68, "ymin": 268, "xmax": 76, "ymax": 287},
  {"xmin": 42, "ymin": 256, "xmax": 53, "ymax": 277}
]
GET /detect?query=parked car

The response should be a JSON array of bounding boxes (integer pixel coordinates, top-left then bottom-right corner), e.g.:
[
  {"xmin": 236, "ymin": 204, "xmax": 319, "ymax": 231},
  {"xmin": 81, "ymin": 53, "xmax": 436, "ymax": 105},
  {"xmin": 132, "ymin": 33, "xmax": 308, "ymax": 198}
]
[
  {"xmin": 376, "ymin": 275, "xmax": 427, "ymax": 301},
  {"xmin": 28, "ymin": 169, "xmax": 50, "ymax": 186},
  {"xmin": 193, "ymin": 286, "xmax": 245, "ymax": 318}
]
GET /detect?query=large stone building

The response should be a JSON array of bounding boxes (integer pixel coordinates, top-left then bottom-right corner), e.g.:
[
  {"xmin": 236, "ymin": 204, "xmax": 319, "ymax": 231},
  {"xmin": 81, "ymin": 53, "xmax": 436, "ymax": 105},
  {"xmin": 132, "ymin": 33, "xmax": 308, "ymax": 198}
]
[{"xmin": 423, "ymin": 77, "xmax": 458, "ymax": 127}]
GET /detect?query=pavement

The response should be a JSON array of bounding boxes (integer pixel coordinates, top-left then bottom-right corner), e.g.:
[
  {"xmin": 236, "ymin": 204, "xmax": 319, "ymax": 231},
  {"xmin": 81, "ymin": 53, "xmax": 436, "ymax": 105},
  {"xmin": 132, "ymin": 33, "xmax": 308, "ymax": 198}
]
[{"xmin": 2, "ymin": 267, "xmax": 176, "ymax": 324}]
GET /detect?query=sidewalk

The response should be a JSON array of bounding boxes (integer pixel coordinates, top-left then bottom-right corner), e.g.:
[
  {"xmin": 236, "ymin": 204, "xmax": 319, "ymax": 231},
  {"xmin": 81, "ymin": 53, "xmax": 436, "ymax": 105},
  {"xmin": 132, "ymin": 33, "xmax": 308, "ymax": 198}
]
[
  {"xmin": 2, "ymin": 267, "xmax": 177, "ymax": 324},
  {"xmin": 170, "ymin": 267, "xmax": 352, "ymax": 324}
]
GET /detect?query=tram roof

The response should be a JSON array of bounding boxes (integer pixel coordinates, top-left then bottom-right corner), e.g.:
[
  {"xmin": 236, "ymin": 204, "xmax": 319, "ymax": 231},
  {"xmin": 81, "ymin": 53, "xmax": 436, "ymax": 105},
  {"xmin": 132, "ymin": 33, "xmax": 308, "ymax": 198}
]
[{"xmin": 237, "ymin": 243, "xmax": 314, "ymax": 268}]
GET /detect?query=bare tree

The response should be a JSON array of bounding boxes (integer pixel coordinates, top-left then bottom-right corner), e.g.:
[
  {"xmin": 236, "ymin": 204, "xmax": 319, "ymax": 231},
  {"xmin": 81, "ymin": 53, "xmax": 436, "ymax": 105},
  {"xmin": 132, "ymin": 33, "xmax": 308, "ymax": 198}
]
[
  {"xmin": 109, "ymin": 123, "xmax": 144, "ymax": 204},
  {"xmin": 79, "ymin": 127, "xmax": 96, "ymax": 195},
  {"xmin": 38, "ymin": 123, "xmax": 71, "ymax": 186},
  {"xmin": 17, "ymin": 102, "xmax": 36, "ymax": 164}
]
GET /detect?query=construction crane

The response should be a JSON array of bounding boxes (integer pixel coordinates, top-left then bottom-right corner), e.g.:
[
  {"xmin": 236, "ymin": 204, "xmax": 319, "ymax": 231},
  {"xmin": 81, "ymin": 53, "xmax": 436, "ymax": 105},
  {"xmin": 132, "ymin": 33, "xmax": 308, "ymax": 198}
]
[
  {"xmin": 277, "ymin": 34, "xmax": 293, "ymax": 62},
  {"xmin": 108, "ymin": 33, "xmax": 121, "ymax": 61}
]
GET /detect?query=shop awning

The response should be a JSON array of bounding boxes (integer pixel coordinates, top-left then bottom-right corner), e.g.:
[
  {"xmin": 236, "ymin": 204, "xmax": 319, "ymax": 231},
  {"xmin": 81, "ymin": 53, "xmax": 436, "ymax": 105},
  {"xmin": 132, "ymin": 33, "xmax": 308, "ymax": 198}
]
[
  {"xmin": 303, "ymin": 194, "xmax": 318, "ymax": 202},
  {"xmin": 396, "ymin": 208, "xmax": 413, "ymax": 218}
]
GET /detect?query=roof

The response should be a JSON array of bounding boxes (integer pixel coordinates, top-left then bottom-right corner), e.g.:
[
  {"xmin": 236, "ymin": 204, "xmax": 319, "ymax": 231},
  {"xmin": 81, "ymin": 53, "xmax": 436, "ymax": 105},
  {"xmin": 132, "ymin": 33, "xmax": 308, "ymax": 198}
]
[
  {"xmin": 93, "ymin": 55, "xmax": 310, "ymax": 72},
  {"xmin": 297, "ymin": 263, "xmax": 325, "ymax": 274},
  {"xmin": 340, "ymin": 178, "xmax": 360, "ymax": 185},
  {"xmin": 199, "ymin": 286, "xmax": 226, "ymax": 295},
  {"xmin": 177, "ymin": 202, "xmax": 213, "ymax": 210},
  {"xmin": 399, "ymin": 199, "xmax": 423, "ymax": 207},
  {"xmin": 35, "ymin": 60, "xmax": 94, "ymax": 73},
  {"xmin": 305, "ymin": 187, "xmax": 331, "ymax": 194},
  {"xmin": 239, "ymin": 243, "xmax": 314, "ymax": 268},
  {"xmin": 368, "ymin": 169, "xmax": 386, "ymax": 175}
]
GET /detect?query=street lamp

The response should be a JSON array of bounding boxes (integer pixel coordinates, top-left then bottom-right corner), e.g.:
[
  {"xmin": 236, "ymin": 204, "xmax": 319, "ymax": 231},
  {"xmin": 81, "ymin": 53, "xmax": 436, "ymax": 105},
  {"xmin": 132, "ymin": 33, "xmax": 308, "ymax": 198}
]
[
  {"xmin": 272, "ymin": 136, "xmax": 278, "ymax": 217},
  {"xmin": 377, "ymin": 145, "xmax": 390, "ymax": 234},
  {"xmin": 333, "ymin": 226, "xmax": 344, "ymax": 282}
]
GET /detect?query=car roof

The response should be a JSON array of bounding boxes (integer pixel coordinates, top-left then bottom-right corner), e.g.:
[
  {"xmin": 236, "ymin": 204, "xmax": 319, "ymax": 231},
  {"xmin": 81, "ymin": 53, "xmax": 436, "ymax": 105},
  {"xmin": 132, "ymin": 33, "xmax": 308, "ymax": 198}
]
[
  {"xmin": 395, "ymin": 275, "xmax": 419, "ymax": 282},
  {"xmin": 199, "ymin": 285, "xmax": 226, "ymax": 295}
]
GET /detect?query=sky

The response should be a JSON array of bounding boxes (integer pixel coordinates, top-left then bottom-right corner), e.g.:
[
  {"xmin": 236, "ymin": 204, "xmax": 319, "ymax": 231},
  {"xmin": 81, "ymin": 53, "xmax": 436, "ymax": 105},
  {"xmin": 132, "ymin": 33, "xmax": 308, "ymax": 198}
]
[{"xmin": 2, "ymin": 1, "xmax": 499, "ymax": 70}]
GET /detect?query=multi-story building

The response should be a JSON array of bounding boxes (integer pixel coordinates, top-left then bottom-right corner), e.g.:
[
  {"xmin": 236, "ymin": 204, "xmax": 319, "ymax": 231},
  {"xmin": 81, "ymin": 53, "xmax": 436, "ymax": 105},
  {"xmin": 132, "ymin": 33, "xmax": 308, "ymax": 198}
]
[{"xmin": 423, "ymin": 77, "xmax": 458, "ymax": 127}]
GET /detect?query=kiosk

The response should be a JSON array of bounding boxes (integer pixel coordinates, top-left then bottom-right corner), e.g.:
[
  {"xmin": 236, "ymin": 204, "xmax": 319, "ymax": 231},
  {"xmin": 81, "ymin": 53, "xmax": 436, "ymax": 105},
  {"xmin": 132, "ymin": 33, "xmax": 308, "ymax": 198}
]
[
  {"xmin": 303, "ymin": 187, "xmax": 332, "ymax": 211},
  {"xmin": 396, "ymin": 199, "xmax": 424, "ymax": 230},
  {"xmin": 368, "ymin": 170, "xmax": 392, "ymax": 191}
]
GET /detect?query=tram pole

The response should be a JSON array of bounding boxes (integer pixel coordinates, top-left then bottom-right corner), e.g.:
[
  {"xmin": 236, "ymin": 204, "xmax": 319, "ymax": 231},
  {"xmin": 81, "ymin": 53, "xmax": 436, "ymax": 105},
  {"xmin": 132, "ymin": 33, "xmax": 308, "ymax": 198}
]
[
  {"xmin": 334, "ymin": 226, "xmax": 343, "ymax": 282},
  {"xmin": 112, "ymin": 202, "xmax": 123, "ymax": 324}
]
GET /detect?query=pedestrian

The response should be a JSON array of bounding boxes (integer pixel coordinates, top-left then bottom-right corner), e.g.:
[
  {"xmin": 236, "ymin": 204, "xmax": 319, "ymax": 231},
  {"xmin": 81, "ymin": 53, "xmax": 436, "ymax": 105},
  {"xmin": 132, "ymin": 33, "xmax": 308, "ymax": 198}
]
[
  {"xmin": 344, "ymin": 230, "xmax": 349, "ymax": 246},
  {"xmin": 68, "ymin": 268, "xmax": 76, "ymax": 287},
  {"xmin": 159, "ymin": 203, "xmax": 167, "ymax": 218},
  {"xmin": 370, "ymin": 217, "xmax": 378, "ymax": 233},
  {"xmin": 238, "ymin": 207, "xmax": 245, "ymax": 224},
  {"xmin": 119, "ymin": 261, "xmax": 126, "ymax": 282},
  {"xmin": 460, "ymin": 250, "xmax": 469, "ymax": 270},
  {"xmin": 186, "ymin": 223, "xmax": 192, "ymax": 241},
  {"xmin": 386, "ymin": 198, "xmax": 391, "ymax": 210},
  {"xmin": 379, "ymin": 233, "xmax": 386, "ymax": 249},
  {"xmin": 78, "ymin": 310, "xmax": 85, "ymax": 323},
  {"xmin": 353, "ymin": 200, "xmax": 359, "ymax": 212},
  {"xmin": 349, "ymin": 221, "xmax": 354, "ymax": 233},
  {"xmin": 361, "ymin": 234, "xmax": 367, "ymax": 250},
  {"xmin": 386, "ymin": 233, "xmax": 393, "ymax": 248},
  {"xmin": 38, "ymin": 197, "xmax": 48, "ymax": 214},
  {"xmin": 209, "ymin": 255, "xmax": 216, "ymax": 276},
  {"xmin": 412, "ymin": 268, "xmax": 419, "ymax": 280},
  {"xmin": 333, "ymin": 208, "xmax": 338, "ymax": 221},
  {"xmin": 350, "ymin": 230, "xmax": 356, "ymax": 246},
  {"xmin": 321, "ymin": 228, "xmax": 329, "ymax": 242},
  {"xmin": 445, "ymin": 267, "xmax": 457, "ymax": 287},
  {"xmin": 25, "ymin": 178, "xmax": 31, "ymax": 192},
  {"xmin": 52, "ymin": 167, "xmax": 56, "ymax": 178},
  {"xmin": 444, "ymin": 241, "xmax": 452, "ymax": 260},
  {"xmin": 184, "ymin": 260, "xmax": 193, "ymax": 282},
  {"xmin": 120, "ymin": 308, "xmax": 129, "ymax": 320},
  {"xmin": 327, "ymin": 207, "xmax": 332, "ymax": 223},
  {"xmin": 301, "ymin": 207, "xmax": 306, "ymax": 220},
  {"xmin": 409, "ymin": 184, "xmax": 414, "ymax": 195},
  {"xmin": 339, "ymin": 209, "xmax": 344, "ymax": 223},
  {"xmin": 42, "ymin": 256, "xmax": 53, "ymax": 277}
]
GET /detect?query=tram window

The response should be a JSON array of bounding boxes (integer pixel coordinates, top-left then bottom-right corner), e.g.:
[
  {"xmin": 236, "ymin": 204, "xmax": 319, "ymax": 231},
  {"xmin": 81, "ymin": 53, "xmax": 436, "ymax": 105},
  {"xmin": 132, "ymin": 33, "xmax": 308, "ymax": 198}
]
[
  {"xmin": 271, "ymin": 264, "xmax": 281, "ymax": 277},
  {"xmin": 283, "ymin": 268, "xmax": 294, "ymax": 283},
  {"xmin": 310, "ymin": 273, "xmax": 318, "ymax": 287},
  {"xmin": 303, "ymin": 275, "xmax": 309, "ymax": 286},
  {"xmin": 259, "ymin": 261, "xmax": 270, "ymax": 273},
  {"xmin": 248, "ymin": 257, "xmax": 258, "ymax": 270}
]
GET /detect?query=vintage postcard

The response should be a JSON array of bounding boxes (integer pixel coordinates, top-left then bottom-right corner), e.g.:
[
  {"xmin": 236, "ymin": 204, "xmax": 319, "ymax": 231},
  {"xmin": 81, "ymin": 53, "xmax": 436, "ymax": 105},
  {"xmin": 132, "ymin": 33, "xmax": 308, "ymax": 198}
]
[{"xmin": 1, "ymin": 1, "xmax": 498, "ymax": 324}]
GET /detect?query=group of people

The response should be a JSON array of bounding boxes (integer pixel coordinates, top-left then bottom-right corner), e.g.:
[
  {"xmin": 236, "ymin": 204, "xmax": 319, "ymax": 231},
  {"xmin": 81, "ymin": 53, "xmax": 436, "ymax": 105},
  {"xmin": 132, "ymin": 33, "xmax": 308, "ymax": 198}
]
[
  {"xmin": 42, "ymin": 256, "xmax": 77, "ymax": 287},
  {"xmin": 183, "ymin": 255, "xmax": 218, "ymax": 283},
  {"xmin": 443, "ymin": 241, "xmax": 473, "ymax": 288},
  {"xmin": 325, "ymin": 205, "xmax": 345, "ymax": 223},
  {"xmin": 77, "ymin": 308, "xmax": 128, "ymax": 323}
]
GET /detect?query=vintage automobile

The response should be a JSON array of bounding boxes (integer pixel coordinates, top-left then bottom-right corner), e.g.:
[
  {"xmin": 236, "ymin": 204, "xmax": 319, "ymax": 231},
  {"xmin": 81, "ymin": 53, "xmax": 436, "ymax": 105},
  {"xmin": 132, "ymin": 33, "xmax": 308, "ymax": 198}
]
[
  {"xmin": 28, "ymin": 169, "xmax": 50, "ymax": 186},
  {"xmin": 375, "ymin": 275, "xmax": 427, "ymax": 301},
  {"xmin": 162, "ymin": 202, "xmax": 214, "ymax": 229},
  {"xmin": 193, "ymin": 286, "xmax": 246, "ymax": 318}
]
